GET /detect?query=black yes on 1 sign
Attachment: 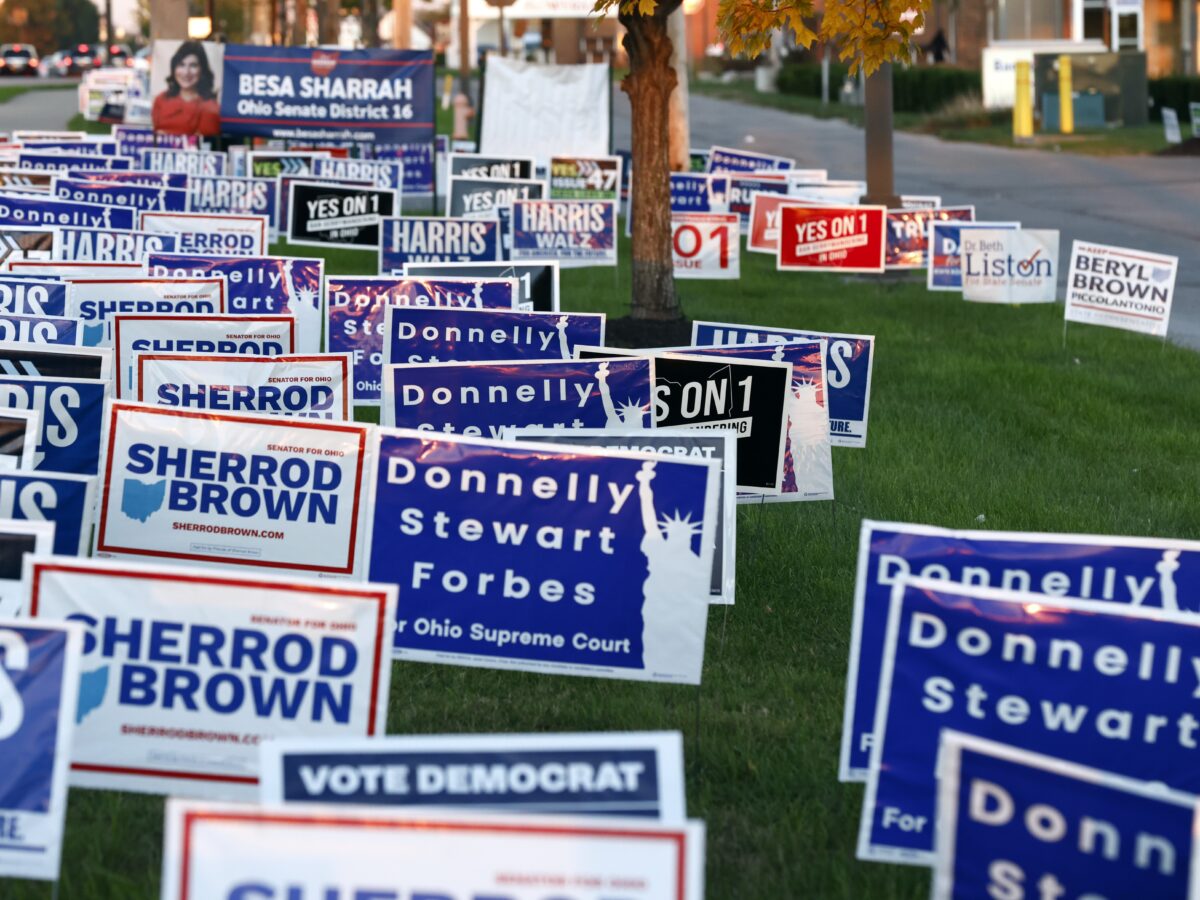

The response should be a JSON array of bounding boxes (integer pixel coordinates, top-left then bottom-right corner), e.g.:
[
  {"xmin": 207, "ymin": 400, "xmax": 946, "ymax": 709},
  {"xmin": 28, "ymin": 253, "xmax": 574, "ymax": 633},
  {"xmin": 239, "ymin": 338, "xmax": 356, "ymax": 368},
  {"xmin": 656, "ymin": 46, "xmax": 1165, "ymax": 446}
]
[
  {"xmin": 578, "ymin": 348, "xmax": 790, "ymax": 493},
  {"xmin": 287, "ymin": 181, "xmax": 398, "ymax": 249}
]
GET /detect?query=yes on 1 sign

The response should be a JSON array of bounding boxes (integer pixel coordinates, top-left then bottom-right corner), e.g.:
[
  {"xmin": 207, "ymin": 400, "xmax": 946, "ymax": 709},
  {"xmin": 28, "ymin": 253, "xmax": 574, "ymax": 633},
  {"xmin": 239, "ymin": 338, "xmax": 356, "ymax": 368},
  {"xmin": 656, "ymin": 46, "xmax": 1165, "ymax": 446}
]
[
  {"xmin": 778, "ymin": 205, "xmax": 887, "ymax": 273},
  {"xmin": 287, "ymin": 181, "xmax": 398, "ymax": 249},
  {"xmin": 1064, "ymin": 240, "xmax": 1179, "ymax": 338},
  {"xmin": 162, "ymin": 800, "xmax": 705, "ymax": 900},
  {"xmin": 934, "ymin": 731, "xmax": 1196, "ymax": 900},
  {"xmin": 25, "ymin": 556, "xmax": 396, "ymax": 799},
  {"xmin": 673, "ymin": 213, "xmax": 739, "ymax": 279},
  {"xmin": 94, "ymin": 403, "xmax": 372, "ymax": 577},
  {"xmin": 0, "ymin": 619, "xmax": 81, "ymax": 881},
  {"xmin": 259, "ymin": 731, "xmax": 688, "ymax": 820},
  {"xmin": 368, "ymin": 430, "xmax": 719, "ymax": 684}
]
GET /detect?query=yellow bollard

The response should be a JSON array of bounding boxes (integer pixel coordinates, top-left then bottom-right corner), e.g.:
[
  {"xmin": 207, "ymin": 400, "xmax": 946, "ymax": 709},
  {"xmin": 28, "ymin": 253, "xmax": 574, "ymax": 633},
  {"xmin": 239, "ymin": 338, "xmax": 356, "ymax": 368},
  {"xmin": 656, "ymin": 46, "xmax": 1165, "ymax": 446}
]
[
  {"xmin": 1013, "ymin": 61, "xmax": 1034, "ymax": 141},
  {"xmin": 1058, "ymin": 55, "xmax": 1074, "ymax": 135}
]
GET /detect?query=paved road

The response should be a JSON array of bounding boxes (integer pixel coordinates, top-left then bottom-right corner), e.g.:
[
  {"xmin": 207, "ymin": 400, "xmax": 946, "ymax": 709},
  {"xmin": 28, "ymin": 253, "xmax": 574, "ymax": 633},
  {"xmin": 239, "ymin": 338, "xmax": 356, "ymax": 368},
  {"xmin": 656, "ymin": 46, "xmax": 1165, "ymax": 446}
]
[
  {"xmin": 616, "ymin": 88, "xmax": 1200, "ymax": 350},
  {"xmin": 0, "ymin": 80, "xmax": 80, "ymax": 132}
]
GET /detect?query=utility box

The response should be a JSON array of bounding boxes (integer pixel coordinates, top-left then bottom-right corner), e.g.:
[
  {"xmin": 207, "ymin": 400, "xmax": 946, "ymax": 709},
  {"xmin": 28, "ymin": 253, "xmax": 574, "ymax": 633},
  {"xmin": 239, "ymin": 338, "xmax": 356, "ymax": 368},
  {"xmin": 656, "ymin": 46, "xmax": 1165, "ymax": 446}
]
[{"xmin": 1034, "ymin": 51, "xmax": 1148, "ymax": 127}]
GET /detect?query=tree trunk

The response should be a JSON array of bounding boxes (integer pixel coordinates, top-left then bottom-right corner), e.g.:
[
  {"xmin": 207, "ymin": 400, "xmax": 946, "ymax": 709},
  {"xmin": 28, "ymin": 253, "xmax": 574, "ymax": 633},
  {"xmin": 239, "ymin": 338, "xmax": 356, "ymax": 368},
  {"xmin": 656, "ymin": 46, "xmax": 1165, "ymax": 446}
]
[
  {"xmin": 361, "ymin": 0, "xmax": 379, "ymax": 47},
  {"xmin": 317, "ymin": 0, "xmax": 339, "ymax": 44},
  {"xmin": 620, "ymin": 1, "xmax": 682, "ymax": 321}
]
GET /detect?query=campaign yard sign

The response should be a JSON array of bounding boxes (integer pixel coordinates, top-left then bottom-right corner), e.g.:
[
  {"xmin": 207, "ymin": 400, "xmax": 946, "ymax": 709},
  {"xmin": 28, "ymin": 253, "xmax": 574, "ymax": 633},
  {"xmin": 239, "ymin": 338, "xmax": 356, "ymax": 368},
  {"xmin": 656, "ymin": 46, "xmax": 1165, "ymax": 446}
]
[
  {"xmin": 0, "ymin": 193, "xmax": 136, "ymax": 231},
  {"xmin": 962, "ymin": 229, "xmax": 1059, "ymax": 304},
  {"xmin": 146, "ymin": 254, "xmax": 325, "ymax": 353},
  {"xmin": 0, "ymin": 470, "xmax": 94, "ymax": 555},
  {"xmin": 512, "ymin": 429, "xmax": 737, "ymax": 605},
  {"xmin": 0, "ymin": 278, "xmax": 66, "ymax": 318},
  {"xmin": 259, "ymin": 731, "xmax": 687, "ymax": 819},
  {"xmin": 0, "ymin": 340, "xmax": 111, "ymax": 380},
  {"xmin": 0, "ymin": 374, "xmax": 107, "ymax": 474},
  {"xmin": 672, "ymin": 213, "xmax": 739, "ymax": 280},
  {"xmin": 16, "ymin": 153, "xmax": 131, "ymax": 173},
  {"xmin": 446, "ymin": 176, "xmax": 546, "ymax": 220},
  {"xmin": 1064, "ymin": 240, "xmax": 1179, "ymax": 338},
  {"xmin": 139, "ymin": 212, "xmax": 268, "ymax": 258},
  {"xmin": 6, "ymin": 261, "xmax": 145, "ymax": 279},
  {"xmin": 446, "ymin": 153, "xmax": 534, "ymax": 180},
  {"xmin": 94, "ymin": 402, "xmax": 372, "ymax": 577},
  {"xmin": 0, "ymin": 314, "xmax": 84, "ymax": 346},
  {"xmin": 510, "ymin": 199, "xmax": 616, "ymax": 268},
  {"xmin": 748, "ymin": 191, "xmax": 798, "ymax": 256},
  {"xmin": 114, "ymin": 315, "xmax": 295, "ymax": 400},
  {"xmin": 0, "ymin": 225, "xmax": 57, "ymax": 264},
  {"xmin": 313, "ymin": 156, "xmax": 404, "ymax": 190},
  {"xmin": 287, "ymin": 180, "xmax": 397, "ymax": 249},
  {"xmin": 56, "ymin": 227, "xmax": 179, "ymax": 263},
  {"xmin": 548, "ymin": 155, "xmax": 623, "ymax": 201},
  {"xmin": 138, "ymin": 149, "xmax": 227, "ymax": 176},
  {"xmin": 933, "ymin": 732, "xmax": 1196, "ymax": 900},
  {"xmin": 402, "ymin": 261, "xmax": 560, "ymax": 313},
  {"xmin": 368, "ymin": 430, "xmax": 719, "ymax": 683},
  {"xmin": 185, "ymin": 176, "xmax": 279, "ymax": 229},
  {"xmin": 65, "ymin": 277, "xmax": 227, "ymax": 346},
  {"xmin": 885, "ymin": 206, "xmax": 975, "ymax": 269},
  {"xmin": 383, "ymin": 357, "xmax": 653, "ymax": 437},
  {"xmin": 326, "ymin": 276, "xmax": 518, "ymax": 406},
  {"xmin": 670, "ymin": 172, "xmax": 730, "ymax": 214},
  {"xmin": 692, "ymin": 320, "xmax": 875, "ymax": 449},
  {"xmin": 136, "ymin": 353, "xmax": 353, "ymax": 421},
  {"xmin": 384, "ymin": 307, "xmax": 603, "ymax": 365},
  {"xmin": 926, "ymin": 221, "xmax": 1021, "ymax": 292},
  {"xmin": 728, "ymin": 175, "xmax": 788, "ymax": 233},
  {"xmin": 52, "ymin": 178, "xmax": 189, "ymax": 214},
  {"xmin": 706, "ymin": 145, "xmax": 795, "ymax": 173},
  {"xmin": 220, "ymin": 46, "xmax": 435, "ymax": 144},
  {"xmin": 0, "ymin": 521, "xmax": 53, "ymax": 615},
  {"xmin": 859, "ymin": 578, "xmax": 1200, "ymax": 864},
  {"xmin": 378, "ymin": 216, "xmax": 501, "ymax": 273},
  {"xmin": 0, "ymin": 618, "xmax": 82, "ymax": 880},
  {"xmin": 841, "ymin": 521, "xmax": 1200, "ymax": 782},
  {"xmin": 246, "ymin": 150, "xmax": 329, "ymax": 180},
  {"xmin": 777, "ymin": 204, "xmax": 887, "ymax": 273},
  {"xmin": 25, "ymin": 556, "xmax": 396, "ymax": 799},
  {"xmin": 161, "ymin": 800, "xmax": 705, "ymax": 900},
  {"xmin": 64, "ymin": 170, "xmax": 188, "ymax": 190}
]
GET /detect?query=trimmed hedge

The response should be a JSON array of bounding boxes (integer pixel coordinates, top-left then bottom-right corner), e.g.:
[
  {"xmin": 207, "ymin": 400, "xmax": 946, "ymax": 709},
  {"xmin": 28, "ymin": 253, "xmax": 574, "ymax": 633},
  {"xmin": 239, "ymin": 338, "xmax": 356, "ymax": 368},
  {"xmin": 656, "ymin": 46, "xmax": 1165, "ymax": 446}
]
[
  {"xmin": 1149, "ymin": 76, "xmax": 1200, "ymax": 121},
  {"xmin": 776, "ymin": 62, "xmax": 981, "ymax": 114}
]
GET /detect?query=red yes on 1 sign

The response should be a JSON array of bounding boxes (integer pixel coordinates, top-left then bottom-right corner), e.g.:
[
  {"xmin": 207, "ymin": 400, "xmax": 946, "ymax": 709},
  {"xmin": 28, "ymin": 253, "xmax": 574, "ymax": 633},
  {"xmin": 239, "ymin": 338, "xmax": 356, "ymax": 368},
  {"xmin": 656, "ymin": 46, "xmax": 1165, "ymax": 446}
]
[
  {"xmin": 776, "ymin": 204, "xmax": 887, "ymax": 273},
  {"xmin": 672, "ymin": 213, "xmax": 739, "ymax": 280}
]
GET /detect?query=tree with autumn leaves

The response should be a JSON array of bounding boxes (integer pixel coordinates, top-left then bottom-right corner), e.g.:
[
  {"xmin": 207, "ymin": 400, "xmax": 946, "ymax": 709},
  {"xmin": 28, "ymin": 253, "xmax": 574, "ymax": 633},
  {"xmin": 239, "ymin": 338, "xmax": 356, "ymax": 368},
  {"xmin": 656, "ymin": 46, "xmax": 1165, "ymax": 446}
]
[{"xmin": 593, "ymin": 0, "xmax": 929, "ymax": 327}]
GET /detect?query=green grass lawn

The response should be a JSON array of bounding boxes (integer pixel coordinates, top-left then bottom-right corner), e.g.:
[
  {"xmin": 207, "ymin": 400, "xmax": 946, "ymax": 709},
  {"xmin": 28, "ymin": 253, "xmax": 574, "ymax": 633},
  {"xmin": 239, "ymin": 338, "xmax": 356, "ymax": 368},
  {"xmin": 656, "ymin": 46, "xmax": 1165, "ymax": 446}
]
[{"xmin": 8, "ymin": 229, "xmax": 1200, "ymax": 898}]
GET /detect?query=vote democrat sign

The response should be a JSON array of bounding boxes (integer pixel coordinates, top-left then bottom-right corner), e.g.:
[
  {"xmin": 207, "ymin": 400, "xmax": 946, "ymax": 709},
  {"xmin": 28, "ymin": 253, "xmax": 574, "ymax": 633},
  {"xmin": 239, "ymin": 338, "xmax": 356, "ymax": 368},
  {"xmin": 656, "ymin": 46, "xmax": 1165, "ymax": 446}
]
[
  {"xmin": 934, "ymin": 732, "xmax": 1196, "ymax": 900},
  {"xmin": 220, "ymin": 45, "xmax": 435, "ymax": 144},
  {"xmin": 25, "ymin": 556, "xmax": 396, "ymax": 799},
  {"xmin": 0, "ymin": 470, "xmax": 95, "ymax": 556},
  {"xmin": 94, "ymin": 402, "xmax": 372, "ymax": 577},
  {"xmin": 962, "ymin": 229, "xmax": 1059, "ymax": 304},
  {"xmin": 326, "ymin": 275, "xmax": 517, "ymax": 406},
  {"xmin": 511, "ymin": 199, "xmax": 617, "ymax": 268},
  {"xmin": 778, "ymin": 204, "xmax": 887, "ymax": 273},
  {"xmin": 66, "ymin": 277, "xmax": 227, "ymax": 346},
  {"xmin": 0, "ymin": 618, "xmax": 82, "ymax": 881},
  {"xmin": 379, "ymin": 216, "xmax": 501, "ymax": 273},
  {"xmin": 368, "ymin": 430, "xmax": 719, "ymax": 683},
  {"xmin": 0, "ymin": 374, "xmax": 107, "ymax": 474},
  {"xmin": 0, "ymin": 278, "xmax": 66, "ymax": 317},
  {"xmin": 728, "ymin": 175, "xmax": 788, "ymax": 233},
  {"xmin": 260, "ymin": 731, "xmax": 687, "ymax": 819},
  {"xmin": 384, "ymin": 306, "xmax": 603, "ymax": 365},
  {"xmin": 114, "ymin": 314, "xmax": 295, "ymax": 399},
  {"xmin": 137, "ymin": 353, "xmax": 353, "ymax": 420},
  {"xmin": 860, "ymin": 578, "xmax": 1200, "ymax": 864},
  {"xmin": 692, "ymin": 320, "xmax": 875, "ymax": 448},
  {"xmin": 927, "ymin": 221, "xmax": 1021, "ymax": 292},
  {"xmin": 52, "ymin": 178, "xmax": 189, "ymax": 214},
  {"xmin": 0, "ymin": 193, "xmax": 136, "ymax": 230},
  {"xmin": 162, "ymin": 800, "xmax": 705, "ymax": 900},
  {"xmin": 147, "ymin": 253, "xmax": 325, "ymax": 353},
  {"xmin": 16, "ymin": 153, "xmax": 131, "ymax": 172},
  {"xmin": 56, "ymin": 227, "xmax": 179, "ymax": 263},
  {"xmin": 840, "ymin": 521, "xmax": 1200, "ymax": 781},
  {"xmin": 383, "ymin": 358, "xmax": 653, "ymax": 437},
  {"xmin": 140, "ymin": 212, "xmax": 268, "ymax": 257},
  {"xmin": 1064, "ymin": 240, "xmax": 1179, "ymax": 338}
]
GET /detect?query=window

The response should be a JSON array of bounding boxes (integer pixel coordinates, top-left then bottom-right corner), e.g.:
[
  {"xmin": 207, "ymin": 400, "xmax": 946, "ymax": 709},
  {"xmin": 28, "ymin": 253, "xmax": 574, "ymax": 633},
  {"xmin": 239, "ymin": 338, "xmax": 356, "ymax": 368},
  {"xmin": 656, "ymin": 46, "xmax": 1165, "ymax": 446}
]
[{"xmin": 994, "ymin": 0, "xmax": 1067, "ymax": 39}]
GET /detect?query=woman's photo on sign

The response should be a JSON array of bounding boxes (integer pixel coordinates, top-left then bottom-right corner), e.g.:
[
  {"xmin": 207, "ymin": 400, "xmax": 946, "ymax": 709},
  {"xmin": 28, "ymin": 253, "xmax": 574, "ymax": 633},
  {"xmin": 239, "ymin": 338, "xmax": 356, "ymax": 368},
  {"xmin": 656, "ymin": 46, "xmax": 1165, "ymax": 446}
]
[{"xmin": 150, "ymin": 40, "xmax": 224, "ymax": 137}]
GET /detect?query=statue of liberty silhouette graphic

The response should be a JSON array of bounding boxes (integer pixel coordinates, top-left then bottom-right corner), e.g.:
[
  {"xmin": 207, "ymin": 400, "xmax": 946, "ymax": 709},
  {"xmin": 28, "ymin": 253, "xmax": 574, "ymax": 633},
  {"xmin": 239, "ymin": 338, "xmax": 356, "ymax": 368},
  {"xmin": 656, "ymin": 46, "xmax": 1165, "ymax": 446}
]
[
  {"xmin": 555, "ymin": 315, "xmax": 572, "ymax": 359},
  {"xmin": 636, "ymin": 462, "xmax": 707, "ymax": 674},
  {"xmin": 471, "ymin": 282, "xmax": 483, "ymax": 308},
  {"xmin": 596, "ymin": 361, "xmax": 647, "ymax": 427},
  {"xmin": 1155, "ymin": 550, "xmax": 1180, "ymax": 611},
  {"xmin": 772, "ymin": 346, "xmax": 832, "ymax": 496}
]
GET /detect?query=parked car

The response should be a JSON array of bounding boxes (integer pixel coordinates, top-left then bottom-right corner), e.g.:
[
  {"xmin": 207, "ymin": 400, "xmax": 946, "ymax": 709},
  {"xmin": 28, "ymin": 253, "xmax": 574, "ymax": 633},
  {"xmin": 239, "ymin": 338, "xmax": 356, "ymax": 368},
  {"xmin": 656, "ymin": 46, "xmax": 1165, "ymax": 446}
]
[
  {"xmin": 65, "ymin": 43, "xmax": 105, "ymax": 76},
  {"xmin": 38, "ymin": 49, "xmax": 71, "ymax": 78},
  {"xmin": 131, "ymin": 46, "xmax": 151, "ymax": 72},
  {"xmin": 0, "ymin": 44, "xmax": 39, "ymax": 77},
  {"xmin": 106, "ymin": 44, "xmax": 132, "ymax": 67}
]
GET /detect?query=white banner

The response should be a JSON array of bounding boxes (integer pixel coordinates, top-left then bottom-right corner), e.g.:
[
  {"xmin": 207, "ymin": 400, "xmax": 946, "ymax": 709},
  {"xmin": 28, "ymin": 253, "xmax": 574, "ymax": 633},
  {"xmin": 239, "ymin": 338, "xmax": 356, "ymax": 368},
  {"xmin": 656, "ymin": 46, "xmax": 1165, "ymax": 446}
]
[
  {"xmin": 962, "ymin": 229, "xmax": 1059, "ymax": 304},
  {"xmin": 1064, "ymin": 240, "xmax": 1178, "ymax": 337},
  {"xmin": 94, "ymin": 401, "xmax": 372, "ymax": 577},
  {"xmin": 66, "ymin": 278, "xmax": 227, "ymax": 346},
  {"xmin": 162, "ymin": 800, "xmax": 705, "ymax": 899},
  {"xmin": 136, "ymin": 353, "xmax": 353, "ymax": 420},
  {"xmin": 672, "ymin": 213, "xmax": 740, "ymax": 279},
  {"xmin": 139, "ymin": 212, "xmax": 267, "ymax": 257},
  {"xmin": 25, "ymin": 555, "xmax": 395, "ymax": 799},
  {"xmin": 479, "ymin": 57, "xmax": 610, "ymax": 169}
]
